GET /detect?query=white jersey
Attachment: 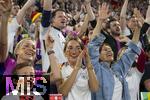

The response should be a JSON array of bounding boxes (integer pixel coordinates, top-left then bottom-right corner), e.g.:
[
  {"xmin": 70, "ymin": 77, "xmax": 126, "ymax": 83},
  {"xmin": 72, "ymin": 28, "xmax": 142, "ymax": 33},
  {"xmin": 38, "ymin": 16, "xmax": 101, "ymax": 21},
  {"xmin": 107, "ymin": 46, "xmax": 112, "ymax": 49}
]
[
  {"xmin": 40, "ymin": 26, "xmax": 67, "ymax": 72},
  {"xmin": 61, "ymin": 64, "xmax": 91, "ymax": 100}
]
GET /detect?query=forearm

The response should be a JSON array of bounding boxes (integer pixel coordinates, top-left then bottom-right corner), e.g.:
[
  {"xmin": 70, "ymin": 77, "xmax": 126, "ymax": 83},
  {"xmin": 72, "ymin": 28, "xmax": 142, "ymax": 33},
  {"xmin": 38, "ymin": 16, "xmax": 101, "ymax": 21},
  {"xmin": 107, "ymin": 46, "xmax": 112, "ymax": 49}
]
[
  {"xmin": 49, "ymin": 54, "xmax": 61, "ymax": 81},
  {"xmin": 78, "ymin": 14, "xmax": 90, "ymax": 38},
  {"xmin": 85, "ymin": 3, "xmax": 95, "ymax": 21},
  {"xmin": 88, "ymin": 33, "xmax": 106, "ymax": 67},
  {"xmin": 43, "ymin": 0, "xmax": 52, "ymax": 11},
  {"xmin": 132, "ymin": 29, "xmax": 140, "ymax": 44},
  {"xmin": 120, "ymin": 0, "xmax": 128, "ymax": 30},
  {"xmin": 58, "ymin": 68, "xmax": 79, "ymax": 96},
  {"xmin": 146, "ymin": 3, "xmax": 150, "ymax": 20},
  {"xmin": 90, "ymin": 19, "xmax": 105, "ymax": 40},
  {"xmin": 0, "ymin": 14, "xmax": 9, "ymax": 62},
  {"xmin": 87, "ymin": 65, "xmax": 99, "ymax": 92},
  {"xmin": 118, "ymin": 42, "xmax": 141, "ymax": 74},
  {"xmin": 17, "ymin": 0, "xmax": 35, "ymax": 25},
  {"xmin": 120, "ymin": 0, "xmax": 128, "ymax": 17}
]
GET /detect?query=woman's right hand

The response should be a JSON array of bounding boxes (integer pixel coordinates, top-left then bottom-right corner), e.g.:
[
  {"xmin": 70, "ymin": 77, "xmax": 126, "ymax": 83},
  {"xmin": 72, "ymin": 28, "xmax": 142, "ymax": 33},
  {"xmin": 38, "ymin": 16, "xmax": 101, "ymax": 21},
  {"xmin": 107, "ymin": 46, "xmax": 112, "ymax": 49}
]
[{"xmin": 75, "ymin": 50, "xmax": 85, "ymax": 70}]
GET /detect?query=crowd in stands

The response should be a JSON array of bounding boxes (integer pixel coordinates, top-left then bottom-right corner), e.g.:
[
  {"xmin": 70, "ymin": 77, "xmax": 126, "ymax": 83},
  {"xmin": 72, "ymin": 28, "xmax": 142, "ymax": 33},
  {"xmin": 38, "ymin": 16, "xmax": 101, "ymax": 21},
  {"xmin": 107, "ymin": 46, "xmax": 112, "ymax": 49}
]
[{"xmin": 0, "ymin": 0, "xmax": 150, "ymax": 100}]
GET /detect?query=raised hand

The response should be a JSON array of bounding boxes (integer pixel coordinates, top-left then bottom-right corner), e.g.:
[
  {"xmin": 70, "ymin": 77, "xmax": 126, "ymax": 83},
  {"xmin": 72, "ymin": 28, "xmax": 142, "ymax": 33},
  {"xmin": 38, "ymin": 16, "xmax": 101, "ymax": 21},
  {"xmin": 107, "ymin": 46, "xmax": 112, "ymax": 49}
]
[
  {"xmin": 132, "ymin": 17, "xmax": 141, "ymax": 44},
  {"xmin": 133, "ymin": 8, "xmax": 144, "ymax": 26},
  {"xmin": 84, "ymin": 47, "xmax": 92, "ymax": 66},
  {"xmin": 75, "ymin": 50, "xmax": 85, "ymax": 70},
  {"xmin": 133, "ymin": 8, "xmax": 142, "ymax": 18},
  {"xmin": 83, "ymin": 0, "xmax": 91, "ymax": 5},
  {"xmin": 45, "ymin": 29, "xmax": 54, "ymax": 51},
  {"xmin": 98, "ymin": 3, "xmax": 109, "ymax": 20},
  {"xmin": 0, "ymin": 0, "xmax": 12, "ymax": 15}
]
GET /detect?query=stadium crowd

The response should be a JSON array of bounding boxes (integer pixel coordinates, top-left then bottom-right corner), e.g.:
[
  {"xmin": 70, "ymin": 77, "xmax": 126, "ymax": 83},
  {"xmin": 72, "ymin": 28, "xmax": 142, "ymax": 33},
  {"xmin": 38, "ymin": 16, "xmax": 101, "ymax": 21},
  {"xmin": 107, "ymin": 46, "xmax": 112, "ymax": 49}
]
[{"xmin": 0, "ymin": 0, "xmax": 150, "ymax": 100}]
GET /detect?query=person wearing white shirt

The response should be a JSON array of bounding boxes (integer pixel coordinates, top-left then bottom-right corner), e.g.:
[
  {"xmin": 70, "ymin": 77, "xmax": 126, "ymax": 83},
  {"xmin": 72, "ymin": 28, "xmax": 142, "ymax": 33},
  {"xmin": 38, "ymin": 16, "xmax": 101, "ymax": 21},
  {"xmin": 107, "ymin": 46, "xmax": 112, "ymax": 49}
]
[
  {"xmin": 40, "ymin": 1, "xmax": 68, "ymax": 72},
  {"xmin": 58, "ymin": 36, "xmax": 99, "ymax": 100}
]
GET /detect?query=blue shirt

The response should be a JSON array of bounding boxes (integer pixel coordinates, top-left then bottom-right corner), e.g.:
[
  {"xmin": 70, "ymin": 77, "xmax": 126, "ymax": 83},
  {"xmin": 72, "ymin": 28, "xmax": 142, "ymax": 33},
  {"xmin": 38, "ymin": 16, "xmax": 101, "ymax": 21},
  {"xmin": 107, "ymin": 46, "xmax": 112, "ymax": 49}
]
[{"xmin": 88, "ymin": 34, "xmax": 141, "ymax": 100}]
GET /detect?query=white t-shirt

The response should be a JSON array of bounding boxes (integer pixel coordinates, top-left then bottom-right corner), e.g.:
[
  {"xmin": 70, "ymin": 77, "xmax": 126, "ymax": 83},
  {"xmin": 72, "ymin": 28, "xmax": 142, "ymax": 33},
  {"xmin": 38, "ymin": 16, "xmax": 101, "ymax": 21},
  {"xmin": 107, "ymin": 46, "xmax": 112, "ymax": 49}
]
[
  {"xmin": 61, "ymin": 65, "xmax": 91, "ymax": 100},
  {"xmin": 7, "ymin": 18, "xmax": 20, "ymax": 53},
  {"xmin": 40, "ymin": 26, "xmax": 67, "ymax": 72},
  {"xmin": 122, "ymin": 27, "xmax": 131, "ymax": 36},
  {"xmin": 126, "ymin": 68, "xmax": 143, "ymax": 100},
  {"xmin": 112, "ymin": 74, "xmax": 123, "ymax": 100}
]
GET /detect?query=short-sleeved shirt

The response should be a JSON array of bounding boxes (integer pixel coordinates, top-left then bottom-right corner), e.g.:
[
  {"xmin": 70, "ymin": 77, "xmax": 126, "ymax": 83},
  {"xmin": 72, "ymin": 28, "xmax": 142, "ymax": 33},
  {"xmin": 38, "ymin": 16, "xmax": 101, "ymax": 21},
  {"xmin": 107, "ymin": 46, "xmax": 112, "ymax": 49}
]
[{"xmin": 61, "ymin": 64, "xmax": 91, "ymax": 100}]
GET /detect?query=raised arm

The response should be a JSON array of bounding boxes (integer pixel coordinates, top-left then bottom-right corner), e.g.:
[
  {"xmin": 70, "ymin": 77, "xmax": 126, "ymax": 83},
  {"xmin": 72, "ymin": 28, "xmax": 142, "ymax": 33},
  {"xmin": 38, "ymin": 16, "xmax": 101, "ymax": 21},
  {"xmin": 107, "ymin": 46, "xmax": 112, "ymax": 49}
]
[
  {"xmin": 43, "ymin": 0, "xmax": 52, "ymax": 10},
  {"xmin": 78, "ymin": 14, "xmax": 90, "ymax": 38},
  {"xmin": 145, "ymin": 0, "xmax": 150, "ymax": 24},
  {"xmin": 41, "ymin": 0, "xmax": 52, "ymax": 27},
  {"xmin": 58, "ymin": 51, "xmax": 84, "ymax": 96},
  {"xmin": 88, "ymin": 3, "xmax": 109, "ymax": 67},
  {"xmin": 0, "ymin": 0, "xmax": 12, "ymax": 62},
  {"xmin": 84, "ymin": 0, "xmax": 95, "ymax": 21},
  {"xmin": 116, "ymin": 21, "xmax": 141, "ymax": 75},
  {"xmin": 85, "ymin": 48, "xmax": 99, "ymax": 92},
  {"xmin": 16, "ymin": 0, "xmax": 35, "ymax": 25},
  {"xmin": 45, "ymin": 30, "xmax": 61, "ymax": 82},
  {"xmin": 133, "ymin": 8, "xmax": 144, "ymax": 26},
  {"xmin": 120, "ymin": 0, "xmax": 129, "ymax": 31},
  {"xmin": 90, "ymin": 3, "xmax": 109, "ymax": 40},
  {"xmin": 77, "ymin": 0, "xmax": 95, "ymax": 38}
]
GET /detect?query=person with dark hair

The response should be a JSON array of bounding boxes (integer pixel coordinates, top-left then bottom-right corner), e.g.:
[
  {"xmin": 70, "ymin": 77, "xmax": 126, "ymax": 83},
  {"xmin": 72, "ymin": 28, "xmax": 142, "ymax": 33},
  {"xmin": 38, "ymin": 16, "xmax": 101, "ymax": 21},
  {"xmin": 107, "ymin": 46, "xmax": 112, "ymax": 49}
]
[
  {"xmin": 88, "ymin": 3, "xmax": 141, "ymax": 100},
  {"xmin": 40, "ymin": 0, "xmax": 67, "ymax": 73}
]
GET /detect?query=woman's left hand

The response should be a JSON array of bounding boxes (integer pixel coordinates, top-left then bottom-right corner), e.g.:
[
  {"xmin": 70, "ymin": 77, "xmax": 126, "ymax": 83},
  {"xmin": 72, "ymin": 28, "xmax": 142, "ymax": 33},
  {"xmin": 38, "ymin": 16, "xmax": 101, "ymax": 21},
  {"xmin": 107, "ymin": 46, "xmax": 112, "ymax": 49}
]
[
  {"xmin": 84, "ymin": 47, "xmax": 93, "ymax": 68},
  {"xmin": 45, "ymin": 28, "xmax": 54, "ymax": 51}
]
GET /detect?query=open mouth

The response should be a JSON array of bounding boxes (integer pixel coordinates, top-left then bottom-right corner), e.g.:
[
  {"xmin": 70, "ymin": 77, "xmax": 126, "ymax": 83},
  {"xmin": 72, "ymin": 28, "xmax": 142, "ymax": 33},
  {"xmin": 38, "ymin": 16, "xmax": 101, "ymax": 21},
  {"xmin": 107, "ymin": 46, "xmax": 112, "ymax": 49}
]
[
  {"xmin": 61, "ymin": 21, "xmax": 66, "ymax": 24},
  {"xmin": 24, "ymin": 50, "xmax": 35, "ymax": 57},
  {"xmin": 107, "ymin": 53, "xmax": 113, "ymax": 57},
  {"xmin": 25, "ymin": 52, "xmax": 33, "ymax": 56}
]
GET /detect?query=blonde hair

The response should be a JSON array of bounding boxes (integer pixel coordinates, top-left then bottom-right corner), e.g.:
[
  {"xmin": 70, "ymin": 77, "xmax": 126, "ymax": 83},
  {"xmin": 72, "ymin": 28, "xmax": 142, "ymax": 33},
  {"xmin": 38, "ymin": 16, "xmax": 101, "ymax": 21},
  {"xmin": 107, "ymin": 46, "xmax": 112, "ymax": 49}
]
[{"xmin": 14, "ymin": 38, "xmax": 35, "ymax": 56}]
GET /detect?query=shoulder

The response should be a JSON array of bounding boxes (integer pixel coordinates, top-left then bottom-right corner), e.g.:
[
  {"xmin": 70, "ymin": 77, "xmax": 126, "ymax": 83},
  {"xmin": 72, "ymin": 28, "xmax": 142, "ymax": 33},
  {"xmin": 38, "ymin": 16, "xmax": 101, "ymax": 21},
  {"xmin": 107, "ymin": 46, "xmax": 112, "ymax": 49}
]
[{"xmin": 2, "ymin": 90, "xmax": 19, "ymax": 100}]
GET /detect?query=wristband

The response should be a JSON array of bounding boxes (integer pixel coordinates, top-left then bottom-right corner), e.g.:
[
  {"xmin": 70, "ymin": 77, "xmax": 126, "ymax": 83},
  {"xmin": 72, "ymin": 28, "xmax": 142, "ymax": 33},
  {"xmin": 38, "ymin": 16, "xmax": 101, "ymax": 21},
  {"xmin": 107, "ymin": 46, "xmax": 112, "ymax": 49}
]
[{"xmin": 47, "ymin": 49, "xmax": 55, "ymax": 55}]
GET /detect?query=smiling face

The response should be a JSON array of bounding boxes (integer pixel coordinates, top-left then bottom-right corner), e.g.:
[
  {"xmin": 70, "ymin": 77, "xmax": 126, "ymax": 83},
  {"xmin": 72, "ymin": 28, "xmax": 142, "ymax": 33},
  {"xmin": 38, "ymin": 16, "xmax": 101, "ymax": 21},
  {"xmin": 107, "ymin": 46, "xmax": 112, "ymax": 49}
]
[
  {"xmin": 52, "ymin": 10, "xmax": 67, "ymax": 30},
  {"xmin": 15, "ymin": 39, "xmax": 36, "ymax": 62},
  {"xmin": 65, "ymin": 40, "xmax": 82, "ymax": 63},
  {"xmin": 99, "ymin": 44, "xmax": 114, "ymax": 62}
]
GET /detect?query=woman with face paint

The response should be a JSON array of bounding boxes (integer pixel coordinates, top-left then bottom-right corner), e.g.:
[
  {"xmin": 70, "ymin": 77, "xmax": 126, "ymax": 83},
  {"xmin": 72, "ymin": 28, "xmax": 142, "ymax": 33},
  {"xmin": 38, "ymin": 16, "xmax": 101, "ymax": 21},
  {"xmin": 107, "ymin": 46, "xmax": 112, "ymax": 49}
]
[{"xmin": 54, "ymin": 34, "xmax": 99, "ymax": 100}]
